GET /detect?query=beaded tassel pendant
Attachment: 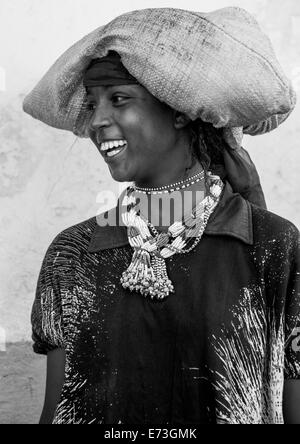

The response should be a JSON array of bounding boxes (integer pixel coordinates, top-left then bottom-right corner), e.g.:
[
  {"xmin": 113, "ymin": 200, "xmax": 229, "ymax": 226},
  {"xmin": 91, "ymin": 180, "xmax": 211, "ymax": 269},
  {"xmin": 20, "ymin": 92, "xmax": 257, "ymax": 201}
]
[
  {"xmin": 120, "ymin": 250, "xmax": 175, "ymax": 299},
  {"xmin": 120, "ymin": 174, "xmax": 223, "ymax": 300}
]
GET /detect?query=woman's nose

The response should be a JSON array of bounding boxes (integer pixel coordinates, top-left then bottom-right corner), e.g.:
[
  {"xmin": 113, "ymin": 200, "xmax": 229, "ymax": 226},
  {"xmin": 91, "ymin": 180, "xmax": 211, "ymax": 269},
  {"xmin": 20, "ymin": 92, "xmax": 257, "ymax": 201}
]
[{"xmin": 89, "ymin": 103, "xmax": 113, "ymax": 132}]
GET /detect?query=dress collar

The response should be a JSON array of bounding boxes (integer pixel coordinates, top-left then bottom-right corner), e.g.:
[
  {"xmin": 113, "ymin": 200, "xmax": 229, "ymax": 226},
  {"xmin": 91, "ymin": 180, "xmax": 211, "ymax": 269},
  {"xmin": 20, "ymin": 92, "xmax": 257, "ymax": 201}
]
[{"xmin": 88, "ymin": 182, "xmax": 253, "ymax": 253}]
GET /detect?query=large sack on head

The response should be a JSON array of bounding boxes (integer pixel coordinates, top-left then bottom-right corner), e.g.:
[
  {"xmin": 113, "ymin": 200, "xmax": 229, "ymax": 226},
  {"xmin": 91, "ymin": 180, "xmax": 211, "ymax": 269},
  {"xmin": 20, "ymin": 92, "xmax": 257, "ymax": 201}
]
[{"xmin": 23, "ymin": 7, "xmax": 296, "ymax": 149}]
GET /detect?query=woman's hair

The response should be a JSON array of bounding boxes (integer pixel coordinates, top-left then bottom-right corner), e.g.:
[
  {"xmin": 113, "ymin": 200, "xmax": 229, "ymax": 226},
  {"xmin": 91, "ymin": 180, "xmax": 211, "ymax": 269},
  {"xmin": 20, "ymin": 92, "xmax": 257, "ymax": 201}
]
[{"xmin": 188, "ymin": 119, "xmax": 228, "ymax": 175}]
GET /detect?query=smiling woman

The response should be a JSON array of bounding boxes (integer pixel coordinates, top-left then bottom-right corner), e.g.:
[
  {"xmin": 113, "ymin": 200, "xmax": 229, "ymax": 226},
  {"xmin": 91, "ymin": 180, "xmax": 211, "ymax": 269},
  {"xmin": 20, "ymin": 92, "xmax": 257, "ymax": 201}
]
[{"xmin": 24, "ymin": 7, "xmax": 300, "ymax": 424}]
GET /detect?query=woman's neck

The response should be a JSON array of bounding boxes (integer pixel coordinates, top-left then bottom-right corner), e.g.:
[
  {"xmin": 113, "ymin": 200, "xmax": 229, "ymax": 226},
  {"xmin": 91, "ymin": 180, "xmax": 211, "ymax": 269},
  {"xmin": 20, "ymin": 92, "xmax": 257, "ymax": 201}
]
[
  {"xmin": 134, "ymin": 163, "xmax": 207, "ymax": 233},
  {"xmin": 135, "ymin": 159, "xmax": 203, "ymax": 190},
  {"xmin": 134, "ymin": 139, "xmax": 201, "ymax": 189}
]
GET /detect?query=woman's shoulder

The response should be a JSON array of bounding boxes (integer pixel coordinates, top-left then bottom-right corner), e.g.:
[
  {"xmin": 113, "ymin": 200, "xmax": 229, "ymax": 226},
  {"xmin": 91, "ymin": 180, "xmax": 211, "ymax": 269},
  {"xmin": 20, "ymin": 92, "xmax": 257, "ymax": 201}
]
[
  {"xmin": 43, "ymin": 216, "xmax": 98, "ymax": 262},
  {"xmin": 250, "ymin": 203, "xmax": 299, "ymax": 250},
  {"xmin": 53, "ymin": 216, "xmax": 97, "ymax": 241}
]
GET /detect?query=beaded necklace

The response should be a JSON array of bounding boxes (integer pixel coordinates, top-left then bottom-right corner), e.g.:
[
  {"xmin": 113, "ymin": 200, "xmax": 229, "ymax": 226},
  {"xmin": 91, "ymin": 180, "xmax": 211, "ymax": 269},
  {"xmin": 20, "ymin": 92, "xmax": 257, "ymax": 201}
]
[
  {"xmin": 135, "ymin": 170, "xmax": 205, "ymax": 194},
  {"xmin": 120, "ymin": 172, "xmax": 224, "ymax": 300}
]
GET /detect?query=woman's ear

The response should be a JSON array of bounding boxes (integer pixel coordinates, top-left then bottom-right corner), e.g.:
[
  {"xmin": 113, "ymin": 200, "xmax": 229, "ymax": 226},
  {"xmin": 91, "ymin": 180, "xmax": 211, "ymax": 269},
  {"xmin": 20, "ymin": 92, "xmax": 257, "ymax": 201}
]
[{"xmin": 173, "ymin": 111, "xmax": 191, "ymax": 129}]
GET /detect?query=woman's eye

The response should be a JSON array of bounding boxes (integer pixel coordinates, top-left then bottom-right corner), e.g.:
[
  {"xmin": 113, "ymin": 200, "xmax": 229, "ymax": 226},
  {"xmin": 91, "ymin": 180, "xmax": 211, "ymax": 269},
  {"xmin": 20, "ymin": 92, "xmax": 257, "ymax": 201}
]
[
  {"xmin": 87, "ymin": 103, "xmax": 97, "ymax": 111},
  {"xmin": 112, "ymin": 95, "xmax": 128, "ymax": 105},
  {"xmin": 86, "ymin": 96, "xmax": 128, "ymax": 110}
]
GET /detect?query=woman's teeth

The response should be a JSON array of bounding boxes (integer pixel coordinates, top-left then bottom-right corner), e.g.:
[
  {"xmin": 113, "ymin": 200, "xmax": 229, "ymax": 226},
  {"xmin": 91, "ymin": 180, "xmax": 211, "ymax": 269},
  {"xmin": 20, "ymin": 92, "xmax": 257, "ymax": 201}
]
[{"xmin": 100, "ymin": 140, "xmax": 127, "ymax": 151}]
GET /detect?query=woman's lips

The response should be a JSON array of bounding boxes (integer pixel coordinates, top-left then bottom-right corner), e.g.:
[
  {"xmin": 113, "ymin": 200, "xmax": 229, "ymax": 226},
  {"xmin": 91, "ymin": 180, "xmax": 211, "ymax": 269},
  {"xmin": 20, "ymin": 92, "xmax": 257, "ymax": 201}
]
[{"xmin": 103, "ymin": 144, "xmax": 127, "ymax": 162}]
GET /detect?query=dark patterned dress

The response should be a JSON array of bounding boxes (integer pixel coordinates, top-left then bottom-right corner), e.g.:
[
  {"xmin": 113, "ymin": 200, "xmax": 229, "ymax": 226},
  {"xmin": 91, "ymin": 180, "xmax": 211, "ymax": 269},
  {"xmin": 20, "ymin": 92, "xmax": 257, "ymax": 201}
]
[{"xmin": 31, "ymin": 183, "xmax": 300, "ymax": 424}]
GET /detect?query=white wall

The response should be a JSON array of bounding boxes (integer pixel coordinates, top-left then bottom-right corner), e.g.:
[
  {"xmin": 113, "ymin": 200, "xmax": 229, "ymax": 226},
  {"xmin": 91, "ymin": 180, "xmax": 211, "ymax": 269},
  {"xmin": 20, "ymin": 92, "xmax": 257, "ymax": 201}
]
[{"xmin": 0, "ymin": 0, "xmax": 300, "ymax": 343}]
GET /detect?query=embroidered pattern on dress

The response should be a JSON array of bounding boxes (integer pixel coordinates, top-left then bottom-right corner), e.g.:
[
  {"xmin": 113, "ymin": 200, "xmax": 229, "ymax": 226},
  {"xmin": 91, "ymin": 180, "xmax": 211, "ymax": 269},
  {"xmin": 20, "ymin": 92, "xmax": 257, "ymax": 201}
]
[{"xmin": 211, "ymin": 287, "xmax": 284, "ymax": 424}]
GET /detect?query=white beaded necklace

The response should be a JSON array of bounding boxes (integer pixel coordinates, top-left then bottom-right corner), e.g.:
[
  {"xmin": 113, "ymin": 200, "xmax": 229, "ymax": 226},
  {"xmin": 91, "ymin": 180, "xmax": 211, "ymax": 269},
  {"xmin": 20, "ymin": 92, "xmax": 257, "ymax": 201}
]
[
  {"xmin": 135, "ymin": 170, "xmax": 205, "ymax": 194},
  {"xmin": 120, "ymin": 172, "xmax": 224, "ymax": 300}
]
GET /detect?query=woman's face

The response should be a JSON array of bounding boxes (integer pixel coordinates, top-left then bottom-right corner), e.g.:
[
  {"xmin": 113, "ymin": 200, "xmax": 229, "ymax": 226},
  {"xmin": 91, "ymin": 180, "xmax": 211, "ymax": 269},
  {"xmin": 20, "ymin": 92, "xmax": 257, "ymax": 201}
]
[{"xmin": 87, "ymin": 84, "xmax": 190, "ymax": 186}]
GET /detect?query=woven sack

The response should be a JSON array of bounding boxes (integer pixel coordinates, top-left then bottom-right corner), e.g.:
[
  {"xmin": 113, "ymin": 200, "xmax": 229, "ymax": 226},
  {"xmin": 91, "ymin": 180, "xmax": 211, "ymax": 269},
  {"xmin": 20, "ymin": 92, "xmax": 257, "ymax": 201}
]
[{"xmin": 23, "ymin": 7, "xmax": 296, "ymax": 149}]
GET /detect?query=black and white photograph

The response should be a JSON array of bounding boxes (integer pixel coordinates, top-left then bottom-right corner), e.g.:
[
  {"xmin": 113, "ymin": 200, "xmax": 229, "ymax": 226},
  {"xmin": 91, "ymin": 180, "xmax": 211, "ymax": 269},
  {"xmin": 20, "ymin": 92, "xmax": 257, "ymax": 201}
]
[{"xmin": 0, "ymin": 0, "xmax": 299, "ymax": 426}]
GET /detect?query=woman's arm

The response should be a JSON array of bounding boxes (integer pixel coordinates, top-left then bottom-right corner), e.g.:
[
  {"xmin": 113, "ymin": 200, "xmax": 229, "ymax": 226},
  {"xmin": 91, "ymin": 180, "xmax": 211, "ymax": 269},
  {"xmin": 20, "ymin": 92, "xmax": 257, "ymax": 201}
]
[
  {"xmin": 283, "ymin": 380, "xmax": 300, "ymax": 424},
  {"xmin": 39, "ymin": 348, "xmax": 66, "ymax": 424}
]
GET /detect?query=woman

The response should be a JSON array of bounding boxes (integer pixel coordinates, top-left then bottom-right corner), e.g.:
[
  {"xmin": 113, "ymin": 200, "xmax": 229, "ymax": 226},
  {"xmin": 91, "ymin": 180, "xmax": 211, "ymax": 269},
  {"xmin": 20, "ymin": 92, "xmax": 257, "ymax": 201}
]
[{"xmin": 25, "ymin": 7, "xmax": 299, "ymax": 424}]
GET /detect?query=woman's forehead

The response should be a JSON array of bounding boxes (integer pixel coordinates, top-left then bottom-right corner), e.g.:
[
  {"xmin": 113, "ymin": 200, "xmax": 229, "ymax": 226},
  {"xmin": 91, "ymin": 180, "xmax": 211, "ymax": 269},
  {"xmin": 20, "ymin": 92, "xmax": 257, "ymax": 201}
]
[{"xmin": 86, "ymin": 84, "xmax": 145, "ymax": 96}]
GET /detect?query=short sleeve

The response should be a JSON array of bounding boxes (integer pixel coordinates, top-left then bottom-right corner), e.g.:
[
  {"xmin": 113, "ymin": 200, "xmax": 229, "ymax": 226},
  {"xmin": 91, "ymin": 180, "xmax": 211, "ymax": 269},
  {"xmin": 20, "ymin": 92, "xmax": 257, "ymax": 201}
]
[
  {"xmin": 31, "ymin": 237, "xmax": 65, "ymax": 355},
  {"xmin": 284, "ymin": 230, "xmax": 300, "ymax": 379}
]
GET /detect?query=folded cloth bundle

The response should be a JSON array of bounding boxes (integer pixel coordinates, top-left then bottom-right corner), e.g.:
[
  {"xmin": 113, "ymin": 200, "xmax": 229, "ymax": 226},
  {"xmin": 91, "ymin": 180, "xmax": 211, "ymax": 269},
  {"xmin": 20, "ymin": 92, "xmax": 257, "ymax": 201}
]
[{"xmin": 23, "ymin": 7, "xmax": 296, "ymax": 208}]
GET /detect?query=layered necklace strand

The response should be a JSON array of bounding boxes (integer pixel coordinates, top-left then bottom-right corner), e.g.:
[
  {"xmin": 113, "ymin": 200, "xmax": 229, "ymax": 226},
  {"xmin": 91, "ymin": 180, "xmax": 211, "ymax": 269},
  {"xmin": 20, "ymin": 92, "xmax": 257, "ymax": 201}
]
[
  {"xmin": 135, "ymin": 170, "xmax": 205, "ymax": 194},
  {"xmin": 120, "ymin": 172, "xmax": 224, "ymax": 300}
]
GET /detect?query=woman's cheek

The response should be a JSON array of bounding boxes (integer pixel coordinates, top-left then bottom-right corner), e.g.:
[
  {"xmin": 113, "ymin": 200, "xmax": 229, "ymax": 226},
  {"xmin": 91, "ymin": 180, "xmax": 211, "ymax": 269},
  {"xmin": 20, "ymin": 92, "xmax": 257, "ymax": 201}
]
[{"xmin": 122, "ymin": 109, "xmax": 145, "ymax": 129}]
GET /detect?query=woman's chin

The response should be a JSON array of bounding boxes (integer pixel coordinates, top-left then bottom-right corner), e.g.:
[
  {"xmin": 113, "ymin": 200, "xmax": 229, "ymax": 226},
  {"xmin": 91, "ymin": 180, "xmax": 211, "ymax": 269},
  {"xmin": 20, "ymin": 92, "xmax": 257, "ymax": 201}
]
[{"xmin": 108, "ymin": 167, "xmax": 133, "ymax": 183}]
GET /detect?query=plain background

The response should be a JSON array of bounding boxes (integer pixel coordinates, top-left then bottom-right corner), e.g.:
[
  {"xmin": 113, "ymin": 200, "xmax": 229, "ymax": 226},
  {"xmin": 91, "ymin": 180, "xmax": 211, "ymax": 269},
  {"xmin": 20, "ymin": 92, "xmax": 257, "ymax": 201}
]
[{"xmin": 0, "ymin": 0, "xmax": 299, "ymax": 423}]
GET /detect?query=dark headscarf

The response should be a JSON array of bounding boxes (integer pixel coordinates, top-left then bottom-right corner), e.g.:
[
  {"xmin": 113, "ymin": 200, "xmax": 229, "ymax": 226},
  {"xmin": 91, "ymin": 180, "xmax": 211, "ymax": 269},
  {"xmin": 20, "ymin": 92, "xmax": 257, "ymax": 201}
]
[{"xmin": 83, "ymin": 51, "xmax": 139, "ymax": 87}]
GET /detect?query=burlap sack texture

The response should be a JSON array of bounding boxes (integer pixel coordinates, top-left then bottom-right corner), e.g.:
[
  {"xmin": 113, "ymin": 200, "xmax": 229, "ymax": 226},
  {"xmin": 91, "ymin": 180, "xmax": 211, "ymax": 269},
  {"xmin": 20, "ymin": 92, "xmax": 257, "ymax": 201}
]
[{"xmin": 23, "ymin": 7, "xmax": 296, "ymax": 149}]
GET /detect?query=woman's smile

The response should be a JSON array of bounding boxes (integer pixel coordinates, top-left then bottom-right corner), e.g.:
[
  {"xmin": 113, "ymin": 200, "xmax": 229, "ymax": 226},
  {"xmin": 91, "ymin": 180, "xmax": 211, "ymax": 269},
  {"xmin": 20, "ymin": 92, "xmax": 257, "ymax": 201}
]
[
  {"xmin": 103, "ymin": 142, "xmax": 128, "ymax": 162},
  {"xmin": 96, "ymin": 138, "xmax": 129, "ymax": 161}
]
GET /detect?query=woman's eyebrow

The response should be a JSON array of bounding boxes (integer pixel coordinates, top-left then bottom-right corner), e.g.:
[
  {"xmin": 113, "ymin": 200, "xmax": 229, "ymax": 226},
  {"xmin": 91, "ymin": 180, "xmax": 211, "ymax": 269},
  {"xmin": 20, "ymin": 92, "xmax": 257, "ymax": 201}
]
[
  {"xmin": 86, "ymin": 85, "xmax": 138, "ymax": 95},
  {"xmin": 85, "ymin": 85, "xmax": 144, "ymax": 103},
  {"xmin": 109, "ymin": 85, "xmax": 140, "ymax": 93}
]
